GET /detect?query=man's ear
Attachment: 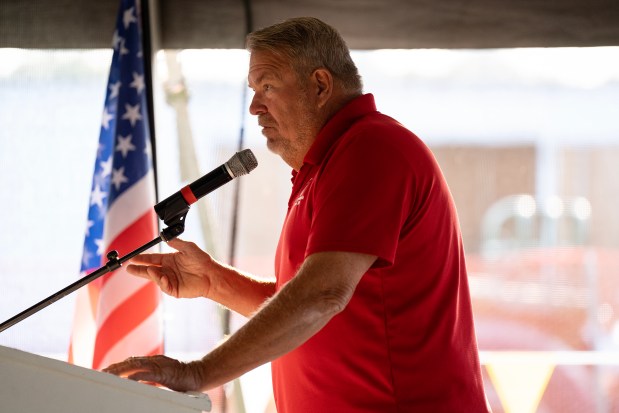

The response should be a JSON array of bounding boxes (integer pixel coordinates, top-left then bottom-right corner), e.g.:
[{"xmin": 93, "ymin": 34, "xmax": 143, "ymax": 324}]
[{"xmin": 311, "ymin": 68, "xmax": 333, "ymax": 108}]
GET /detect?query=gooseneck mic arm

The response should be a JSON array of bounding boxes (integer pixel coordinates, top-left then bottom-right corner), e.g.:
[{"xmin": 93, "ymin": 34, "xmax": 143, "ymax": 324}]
[{"xmin": 0, "ymin": 149, "xmax": 258, "ymax": 333}]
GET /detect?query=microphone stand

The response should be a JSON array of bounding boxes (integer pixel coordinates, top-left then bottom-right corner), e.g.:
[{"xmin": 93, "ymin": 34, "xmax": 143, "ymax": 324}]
[{"xmin": 0, "ymin": 204, "xmax": 189, "ymax": 334}]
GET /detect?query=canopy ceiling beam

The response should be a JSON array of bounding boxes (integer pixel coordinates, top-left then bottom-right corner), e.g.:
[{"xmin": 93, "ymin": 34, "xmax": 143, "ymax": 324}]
[{"xmin": 2, "ymin": 0, "xmax": 618, "ymax": 49}]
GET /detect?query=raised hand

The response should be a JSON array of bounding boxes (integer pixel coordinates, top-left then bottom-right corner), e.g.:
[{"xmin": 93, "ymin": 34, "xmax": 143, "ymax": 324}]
[{"xmin": 126, "ymin": 238, "xmax": 214, "ymax": 299}]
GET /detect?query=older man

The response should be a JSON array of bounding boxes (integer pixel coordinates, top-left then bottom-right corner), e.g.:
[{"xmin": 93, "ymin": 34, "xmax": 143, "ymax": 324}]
[{"xmin": 105, "ymin": 17, "xmax": 491, "ymax": 413}]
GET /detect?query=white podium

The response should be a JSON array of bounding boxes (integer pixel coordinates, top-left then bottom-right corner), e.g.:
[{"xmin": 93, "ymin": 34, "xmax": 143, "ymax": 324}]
[{"xmin": 0, "ymin": 345, "xmax": 211, "ymax": 412}]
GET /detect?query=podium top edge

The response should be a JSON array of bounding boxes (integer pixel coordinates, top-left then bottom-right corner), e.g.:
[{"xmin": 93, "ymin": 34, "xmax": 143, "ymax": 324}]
[{"xmin": 0, "ymin": 345, "xmax": 212, "ymax": 411}]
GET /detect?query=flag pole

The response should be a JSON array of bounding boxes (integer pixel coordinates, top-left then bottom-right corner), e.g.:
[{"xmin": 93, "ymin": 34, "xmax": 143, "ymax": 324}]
[{"xmin": 139, "ymin": 0, "xmax": 160, "ymax": 202}]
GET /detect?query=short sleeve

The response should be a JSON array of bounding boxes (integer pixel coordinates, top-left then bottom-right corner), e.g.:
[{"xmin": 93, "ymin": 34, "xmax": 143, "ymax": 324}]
[{"xmin": 306, "ymin": 126, "xmax": 416, "ymax": 267}]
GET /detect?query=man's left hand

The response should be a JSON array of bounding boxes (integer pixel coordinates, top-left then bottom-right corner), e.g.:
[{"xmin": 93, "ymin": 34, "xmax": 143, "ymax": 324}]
[{"xmin": 103, "ymin": 355, "xmax": 204, "ymax": 392}]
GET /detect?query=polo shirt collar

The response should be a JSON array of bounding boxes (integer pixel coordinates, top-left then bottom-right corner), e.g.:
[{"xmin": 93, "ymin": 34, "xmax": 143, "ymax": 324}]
[{"xmin": 303, "ymin": 93, "xmax": 377, "ymax": 166}]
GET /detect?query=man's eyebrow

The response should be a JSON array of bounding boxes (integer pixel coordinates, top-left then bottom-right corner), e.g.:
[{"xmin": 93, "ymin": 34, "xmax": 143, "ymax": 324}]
[
  {"xmin": 248, "ymin": 71, "xmax": 280, "ymax": 88},
  {"xmin": 247, "ymin": 73, "xmax": 261, "ymax": 88},
  {"xmin": 252, "ymin": 74, "xmax": 265, "ymax": 84}
]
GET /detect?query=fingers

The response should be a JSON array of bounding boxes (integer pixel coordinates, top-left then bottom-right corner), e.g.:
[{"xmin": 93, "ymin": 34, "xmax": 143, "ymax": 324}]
[
  {"xmin": 166, "ymin": 237, "xmax": 191, "ymax": 251},
  {"xmin": 127, "ymin": 264, "xmax": 175, "ymax": 296},
  {"xmin": 104, "ymin": 355, "xmax": 167, "ymax": 383},
  {"xmin": 125, "ymin": 264, "xmax": 167, "ymax": 286},
  {"xmin": 103, "ymin": 356, "xmax": 150, "ymax": 377},
  {"xmin": 128, "ymin": 252, "xmax": 165, "ymax": 266},
  {"xmin": 125, "ymin": 263, "xmax": 154, "ymax": 279},
  {"xmin": 127, "ymin": 238, "xmax": 194, "ymax": 267},
  {"xmin": 103, "ymin": 355, "xmax": 200, "ymax": 392}
]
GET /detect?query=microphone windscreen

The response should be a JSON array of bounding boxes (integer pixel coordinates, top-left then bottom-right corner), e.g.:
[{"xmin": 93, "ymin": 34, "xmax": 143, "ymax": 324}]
[{"xmin": 227, "ymin": 149, "xmax": 258, "ymax": 177}]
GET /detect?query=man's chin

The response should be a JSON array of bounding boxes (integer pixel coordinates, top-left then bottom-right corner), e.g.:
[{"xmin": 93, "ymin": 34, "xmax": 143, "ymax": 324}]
[
  {"xmin": 265, "ymin": 139, "xmax": 280, "ymax": 154},
  {"xmin": 262, "ymin": 130, "xmax": 279, "ymax": 146}
]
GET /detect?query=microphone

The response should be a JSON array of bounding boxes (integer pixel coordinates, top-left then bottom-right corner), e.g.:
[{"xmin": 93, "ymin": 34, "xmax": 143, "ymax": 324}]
[{"xmin": 154, "ymin": 149, "xmax": 258, "ymax": 228}]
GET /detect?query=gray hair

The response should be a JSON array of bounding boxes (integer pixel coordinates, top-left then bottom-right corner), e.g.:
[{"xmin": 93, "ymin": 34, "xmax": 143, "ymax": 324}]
[{"xmin": 246, "ymin": 17, "xmax": 363, "ymax": 94}]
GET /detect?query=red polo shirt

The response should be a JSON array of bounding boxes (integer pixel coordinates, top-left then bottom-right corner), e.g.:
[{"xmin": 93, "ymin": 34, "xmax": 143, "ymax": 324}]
[{"xmin": 272, "ymin": 94, "xmax": 489, "ymax": 412}]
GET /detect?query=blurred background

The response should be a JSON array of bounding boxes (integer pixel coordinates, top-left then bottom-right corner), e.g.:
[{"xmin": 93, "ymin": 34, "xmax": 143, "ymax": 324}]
[{"xmin": 1, "ymin": 1, "xmax": 619, "ymax": 412}]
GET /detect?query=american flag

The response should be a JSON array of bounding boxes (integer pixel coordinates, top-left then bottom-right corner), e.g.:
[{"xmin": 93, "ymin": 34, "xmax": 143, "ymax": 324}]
[{"xmin": 68, "ymin": 0, "xmax": 164, "ymax": 369}]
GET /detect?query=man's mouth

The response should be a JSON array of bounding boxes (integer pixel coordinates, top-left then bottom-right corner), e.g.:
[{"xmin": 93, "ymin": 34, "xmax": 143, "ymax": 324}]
[
  {"xmin": 258, "ymin": 114, "xmax": 275, "ymax": 128},
  {"xmin": 260, "ymin": 124, "xmax": 276, "ymax": 135}
]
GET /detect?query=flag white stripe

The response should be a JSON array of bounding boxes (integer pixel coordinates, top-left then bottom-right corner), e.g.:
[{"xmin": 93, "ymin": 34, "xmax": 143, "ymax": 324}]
[
  {"xmin": 69, "ymin": 286, "xmax": 97, "ymax": 368},
  {"xmin": 96, "ymin": 268, "xmax": 154, "ymax": 328},
  {"xmin": 105, "ymin": 169, "xmax": 157, "ymax": 244},
  {"xmin": 98, "ymin": 309, "xmax": 163, "ymax": 368}
]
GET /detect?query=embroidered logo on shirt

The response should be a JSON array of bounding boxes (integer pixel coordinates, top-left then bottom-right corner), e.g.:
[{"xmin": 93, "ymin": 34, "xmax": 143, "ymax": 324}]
[{"xmin": 292, "ymin": 178, "xmax": 312, "ymax": 207}]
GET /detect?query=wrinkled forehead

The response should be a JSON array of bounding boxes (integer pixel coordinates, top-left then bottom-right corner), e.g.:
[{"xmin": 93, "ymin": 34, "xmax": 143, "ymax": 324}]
[
  {"xmin": 249, "ymin": 48, "xmax": 289, "ymax": 69},
  {"xmin": 248, "ymin": 49, "xmax": 295, "ymax": 83}
]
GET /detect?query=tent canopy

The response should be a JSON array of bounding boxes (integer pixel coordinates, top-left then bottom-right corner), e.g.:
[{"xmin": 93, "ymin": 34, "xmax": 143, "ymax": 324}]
[{"xmin": 2, "ymin": 0, "xmax": 619, "ymax": 50}]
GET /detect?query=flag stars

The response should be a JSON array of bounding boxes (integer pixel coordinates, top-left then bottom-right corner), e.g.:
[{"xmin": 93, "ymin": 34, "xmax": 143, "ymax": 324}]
[
  {"xmin": 120, "ymin": 39, "xmax": 130, "ymax": 56},
  {"xmin": 82, "ymin": 249, "xmax": 94, "ymax": 267},
  {"xmin": 122, "ymin": 103, "xmax": 142, "ymax": 127},
  {"xmin": 130, "ymin": 72, "xmax": 145, "ymax": 94},
  {"xmin": 90, "ymin": 184, "xmax": 107, "ymax": 208},
  {"xmin": 101, "ymin": 107, "xmax": 114, "ymax": 130},
  {"xmin": 116, "ymin": 134, "xmax": 136, "ymax": 158},
  {"xmin": 111, "ymin": 166, "xmax": 130, "ymax": 190},
  {"xmin": 100, "ymin": 156, "xmax": 113, "ymax": 178},
  {"xmin": 94, "ymin": 239, "xmax": 106, "ymax": 256},
  {"xmin": 109, "ymin": 81, "xmax": 121, "ymax": 99},
  {"xmin": 123, "ymin": 7, "xmax": 137, "ymax": 29},
  {"xmin": 112, "ymin": 30, "xmax": 122, "ymax": 50},
  {"xmin": 85, "ymin": 220, "xmax": 94, "ymax": 237}
]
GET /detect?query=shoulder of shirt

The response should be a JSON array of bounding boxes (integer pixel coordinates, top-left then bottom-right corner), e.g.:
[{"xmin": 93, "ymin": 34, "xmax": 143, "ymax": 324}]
[{"xmin": 344, "ymin": 111, "xmax": 423, "ymax": 148}]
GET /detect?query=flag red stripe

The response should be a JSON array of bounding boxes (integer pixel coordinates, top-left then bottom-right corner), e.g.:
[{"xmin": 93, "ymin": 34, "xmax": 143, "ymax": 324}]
[
  {"xmin": 91, "ymin": 210, "xmax": 161, "ymax": 369},
  {"xmin": 92, "ymin": 282, "xmax": 161, "ymax": 369},
  {"xmin": 101, "ymin": 210, "xmax": 158, "ymax": 286}
]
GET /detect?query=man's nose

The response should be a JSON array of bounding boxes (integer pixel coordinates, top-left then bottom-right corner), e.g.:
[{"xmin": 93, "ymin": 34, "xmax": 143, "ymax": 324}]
[{"xmin": 249, "ymin": 93, "xmax": 266, "ymax": 116}]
